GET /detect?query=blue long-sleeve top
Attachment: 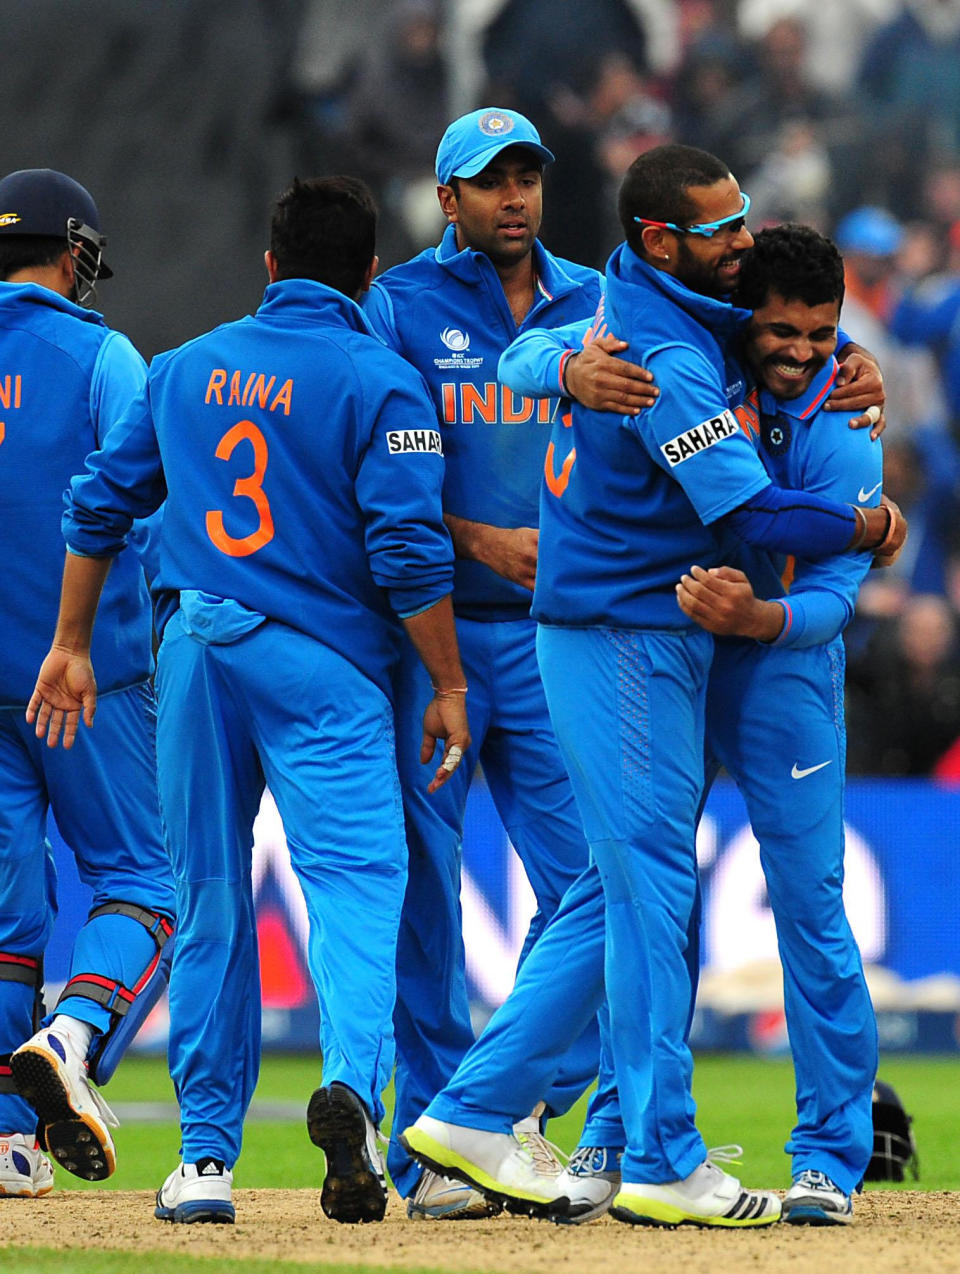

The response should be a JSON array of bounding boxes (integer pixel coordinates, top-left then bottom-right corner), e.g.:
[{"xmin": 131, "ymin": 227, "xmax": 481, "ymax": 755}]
[{"xmin": 65, "ymin": 279, "xmax": 454, "ymax": 697}]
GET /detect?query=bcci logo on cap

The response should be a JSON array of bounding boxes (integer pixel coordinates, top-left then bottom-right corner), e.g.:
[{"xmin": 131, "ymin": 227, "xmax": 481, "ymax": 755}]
[
  {"xmin": 478, "ymin": 111, "xmax": 515, "ymax": 138},
  {"xmin": 441, "ymin": 327, "xmax": 470, "ymax": 352},
  {"xmin": 0, "ymin": 213, "xmax": 21, "ymax": 227}
]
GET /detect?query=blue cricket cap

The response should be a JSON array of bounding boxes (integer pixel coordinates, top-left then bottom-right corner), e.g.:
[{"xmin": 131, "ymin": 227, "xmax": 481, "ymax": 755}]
[
  {"xmin": 435, "ymin": 108, "xmax": 554, "ymax": 186},
  {"xmin": 0, "ymin": 168, "xmax": 112, "ymax": 276},
  {"xmin": 834, "ymin": 206, "xmax": 903, "ymax": 257}
]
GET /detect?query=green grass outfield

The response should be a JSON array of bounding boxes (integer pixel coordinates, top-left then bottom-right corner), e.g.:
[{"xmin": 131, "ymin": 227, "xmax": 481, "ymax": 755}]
[{"xmin": 45, "ymin": 1051, "xmax": 960, "ymax": 1193}]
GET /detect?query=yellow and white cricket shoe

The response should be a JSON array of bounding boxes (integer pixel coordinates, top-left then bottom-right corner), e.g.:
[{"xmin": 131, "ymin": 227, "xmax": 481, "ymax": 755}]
[
  {"xmin": 611, "ymin": 1155, "xmax": 781, "ymax": 1228},
  {"xmin": 401, "ymin": 1114, "xmax": 571, "ymax": 1219}
]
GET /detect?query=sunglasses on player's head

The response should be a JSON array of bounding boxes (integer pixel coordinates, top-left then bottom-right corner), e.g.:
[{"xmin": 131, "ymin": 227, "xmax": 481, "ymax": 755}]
[{"xmin": 633, "ymin": 192, "xmax": 751, "ymax": 239}]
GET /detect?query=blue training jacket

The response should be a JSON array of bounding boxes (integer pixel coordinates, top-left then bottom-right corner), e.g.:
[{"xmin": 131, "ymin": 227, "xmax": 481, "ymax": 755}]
[
  {"xmin": 65, "ymin": 279, "xmax": 454, "ymax": 697},
  {"xmin": 532, "ymin": 244, "xmax": 771, "ymax": 629},
  {"xmin": 0, "ymin": 282, "xmax": 152, "ymax": 707},
  {"xmin": 363, "ymin": 223, "xmax": 602, "ymax": 621}
]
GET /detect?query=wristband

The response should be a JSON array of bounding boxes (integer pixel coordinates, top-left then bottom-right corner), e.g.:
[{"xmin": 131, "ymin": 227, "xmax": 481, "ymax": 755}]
[
  {"xmin": 873, "ymin": 503, "xmax": 896, "ymax": 554},
  {"xmin": 848, "ymin": 504, "xmax": 870, "ymax": 551}
]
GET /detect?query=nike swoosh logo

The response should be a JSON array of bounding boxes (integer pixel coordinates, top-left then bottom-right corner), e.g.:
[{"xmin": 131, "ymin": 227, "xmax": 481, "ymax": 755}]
[
  {"xmin": 791, "ymin": 761, "xmax": 833, "ymax": 780},
  {"xmin": 858, "ymin": 481, "xmax": 882, "ymax": 503}
]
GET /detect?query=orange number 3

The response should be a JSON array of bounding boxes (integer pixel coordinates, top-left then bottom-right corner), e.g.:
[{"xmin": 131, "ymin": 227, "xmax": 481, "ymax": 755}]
[{"xmin": 205, "ymin": 419, "xmax": 275, "ymax": 557}]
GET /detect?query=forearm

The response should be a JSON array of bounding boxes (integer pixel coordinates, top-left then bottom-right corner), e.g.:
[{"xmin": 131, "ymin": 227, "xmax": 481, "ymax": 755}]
[
  {"xmin": 402, "ymin": 594, "xmax": 466, "ymax": 692},
  {"xmin": 52, "ymin": 551, "xmax": 113, "ymax": 654}
]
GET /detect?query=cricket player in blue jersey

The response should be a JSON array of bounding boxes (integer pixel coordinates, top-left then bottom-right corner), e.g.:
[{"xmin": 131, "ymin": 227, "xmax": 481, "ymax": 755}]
[
  {"xmin": 0, "ymin": 168, "xmax": 175, "ymax": 1198},
  {"xmin": 26, "ymin": 176, "xmax": 470, "ymax": 1226},
  {"xmin": 401, "ymin": 146, "xmax": 903, "ymax": 1228},
  {"xmin": 362, "ymin": 108, "xmax": 641, "ymax": 1220}
]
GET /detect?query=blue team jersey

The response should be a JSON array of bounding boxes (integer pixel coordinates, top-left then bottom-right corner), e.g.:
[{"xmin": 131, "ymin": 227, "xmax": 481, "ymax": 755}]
[
  {"xmin": 65, "ymin": 279, "xmax": 454, "ymax": 697},
  {"xmin": 0, "ymin": 282, "xmax": 152, "ymax": 707},
  {"xmin": 363, "ymin": 224, "xmax": 603, "ymax": 620},
  {"xmin": 723, "ymin": 356, "xmax": 881, "ymax": 648},
  {"xmin": 532, "ymin": 244, "xmax": 771, "ymax": 629}
]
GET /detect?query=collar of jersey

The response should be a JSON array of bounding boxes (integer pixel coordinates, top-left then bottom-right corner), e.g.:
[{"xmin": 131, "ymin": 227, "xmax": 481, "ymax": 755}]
[
  {"xmin": 259, "ymin": 277, "xmax": 373, "ymax": 334},
  {"xmin": 0, "ymin": 279, "xmax": 106, "ymax": 326},
  {"xmin": 433, "ymin": 223, "xmax": 583, "ymax": 303},
  {"xmin": 758, "ymin": 354, "xmax": 840, "ymax": 421},
  {"xmin": 606, "ymin": 243, "xmax": 752, "ymax": 342}
]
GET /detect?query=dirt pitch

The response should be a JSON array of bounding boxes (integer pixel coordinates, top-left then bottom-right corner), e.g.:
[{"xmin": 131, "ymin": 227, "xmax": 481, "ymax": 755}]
[{"xmin": 3, "ymin": 1190, "xmax": 960, "ymax": 1274}]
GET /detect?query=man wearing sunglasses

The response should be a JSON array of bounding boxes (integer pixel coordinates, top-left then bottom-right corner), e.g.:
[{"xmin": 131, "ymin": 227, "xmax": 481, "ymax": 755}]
[{"xmin": 400, "ymin": 145, "xmax": 902, "ymax": 1228}]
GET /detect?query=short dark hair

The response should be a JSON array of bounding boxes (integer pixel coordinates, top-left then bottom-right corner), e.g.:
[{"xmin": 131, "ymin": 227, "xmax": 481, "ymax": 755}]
[
  {"xmin": 269, "ymin": 176, "xmax": 376, "ymax": 296},
  {"xmin": 618, "ymin": 144, "xmax": 732, "ymax": 253},
  {"xmin": 0, "ymin": 234, "xmax": 68, "ymax": 281},
  {"xmin": 735, "ymin": 224, "xmax": 845, "ymax": 312}
]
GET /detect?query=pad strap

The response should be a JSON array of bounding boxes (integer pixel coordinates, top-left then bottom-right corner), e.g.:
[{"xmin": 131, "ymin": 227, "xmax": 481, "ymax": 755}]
[
  {"xmin": 0, "ymin": 952, "xmax": 41, "ymax": 987},
  {"xmin": 54, "ymin": 903, "xmax": 174, "ymax": 1020},
  {"xmin": 0, "ymin": 1052, "xmax": 16, "ymax": 1095}
]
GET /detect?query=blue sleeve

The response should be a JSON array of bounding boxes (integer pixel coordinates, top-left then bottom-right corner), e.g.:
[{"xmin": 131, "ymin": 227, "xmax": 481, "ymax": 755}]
[
  {"xmin": 88, "ymin": 331, "xmax": 148, "ymax": 447},
  {"xmin": 726, "ymin": 483, "xmax": 857, "ymax": 557},
  {"xmin": 760, "ymin": 410, "xmax": 882, "ymax": 646},
  {"xmin": 64, "ymin": 380, "xmax": 167, "ymax": 558},
  {"xmin": 361, "ymin": 282, "xmax": 403, "ymax": 353},
  {"xmin": 632, "ymin": 344, "xmax": 771, "ymax": 522},
  {"xmin": 889, "ymin": 278, "xmax": 960, "ymax": 347},
  {"xmin": 355, "ymin": 361, "xmax": 454, "ymax": 618},
  {"xmin": 498, "ymin": 319, "xmax": 594, "ymax": 398}
]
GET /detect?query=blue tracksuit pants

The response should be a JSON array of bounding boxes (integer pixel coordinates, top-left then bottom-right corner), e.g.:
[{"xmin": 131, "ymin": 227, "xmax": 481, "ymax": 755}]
[
  {"xmin": 0, "ymin": 682, "xmax": 174, "ymax": 1134},
  {"xmin": 155, "ymin": 608, "xmax": 407, "ymax": 1167},
  {"xmin": 389, "ymin": 614, "xmax": 597, "ymax": 1197}
]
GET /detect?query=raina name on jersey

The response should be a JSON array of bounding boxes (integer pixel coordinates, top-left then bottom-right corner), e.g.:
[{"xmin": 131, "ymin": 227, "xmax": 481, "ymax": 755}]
[{"xmin": 660, "ymin": 409, "xmax": 738, "ymax": 467}]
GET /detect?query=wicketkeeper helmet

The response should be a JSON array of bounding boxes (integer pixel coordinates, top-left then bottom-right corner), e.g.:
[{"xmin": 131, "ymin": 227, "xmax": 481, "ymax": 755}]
[{"xmin": 864, "ymin": 1079, "xmax": 919, "ymax": 1182}]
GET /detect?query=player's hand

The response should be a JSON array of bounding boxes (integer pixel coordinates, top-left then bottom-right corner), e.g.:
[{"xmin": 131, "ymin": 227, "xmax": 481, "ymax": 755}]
[
  {"xmin": 563, "ymin": 335, "xmax": 658, "ymax": 415},
  {"xmin": 475, "ymin": 525, "xmax": 539, "ymax": 591},
  {"xmin": 26, "ymin": 646, "xmax": 98, "ymax": 749},
  {"xmin": 871, "ymin": 495, "xmax": 908, "ymax": 568},
  {"xmin": 676, "ymin": 565, "xmax": 785, "ymax": 641},
  {"xmin": 825, "ymin": 352, "xmax": 886, "ymax": 438},
  {"xmin": 420, "ymin": 692, "xmax": 471, "ymax": 793}
]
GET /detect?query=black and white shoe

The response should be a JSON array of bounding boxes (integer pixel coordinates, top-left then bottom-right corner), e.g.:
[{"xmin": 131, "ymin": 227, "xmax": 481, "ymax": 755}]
[
  {"xmin": 307, "ymin": 1083, "xmax": 387, "ymax": 1223},
  {"xmin": 155, "ymin": 1158, "xmax": 235, "ymax": 1224}
]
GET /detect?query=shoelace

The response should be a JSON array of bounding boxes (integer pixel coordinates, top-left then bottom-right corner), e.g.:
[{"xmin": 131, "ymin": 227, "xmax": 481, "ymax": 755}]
[
  {"xmin": 515, "ymin": 1127, "xmax": 567, "ymax": 1177},
  {"xmin": 794, "ymin": 1169, "xmax": 838, "ymax": 1192},
  {"xmin": 567, "ymin": 1145, "xmax": 621, "ymax": 1176},
  {"xmin": 705, "ymin": 1143, "xmax": 743, "ymax": 1167},
  {"xmin": 87, "ymin": 1081, "xmax": 120, "ymax": 1130}
]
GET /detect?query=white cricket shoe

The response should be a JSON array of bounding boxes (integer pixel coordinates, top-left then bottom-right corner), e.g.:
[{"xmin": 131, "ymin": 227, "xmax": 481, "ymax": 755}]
[
  {"xmin": 783, "ymin": 1169, "xmax": 853, "ymax": 1225},
  {"xmin": 10, "ymin": 1027, "xmax": 118, "ymax": 1181},
  {"xmin": 307, "ymin": 1083, "xmax": 387, "ymax": 1223},
  {"xmin": 553, "ymin": 1145, "xmax": 623, "ymax": 1224},
  {"xmin": 405, "ymin": 1167, "xmax": 503, "ymax": 1220},
  {"xmin": 400, "ymin": 1114, "xmax": 571, "ymax": 1218},
  {"xmin": 0, "ymin": 1133, "xmax": 55, "ymax": 1197},
  {"xmin": 611, "ymin": 1156, "xmax": 781, "ymax": 1228},
  {"xmin": 155, "ymin": 1158, "xmax": 235, "ymax": 1224}
]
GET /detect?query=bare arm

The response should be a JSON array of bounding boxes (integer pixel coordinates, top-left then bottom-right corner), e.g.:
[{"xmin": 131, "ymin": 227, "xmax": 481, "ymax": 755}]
[
  {"xmin": 402, "ymin": 594, "xmax": 471, "ymax": 793},
  {"xmin": 444, "ymin": 513, "xmax": 539, "ymax": 591},
  {"xmin": 27, "ymin": 552, "xmax": 112, "ymax": 748},
  {"xmin": 562, "ymin": 334, "xmax": 659, "ymax": 415}
]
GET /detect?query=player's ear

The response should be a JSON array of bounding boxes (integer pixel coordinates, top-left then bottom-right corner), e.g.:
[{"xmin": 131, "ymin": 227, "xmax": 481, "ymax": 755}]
[
  {"xmin": 264, "ymin": 250, "xmax": 280, "ymax": 283},
  {"xmin": 437, "ymin": 183, "xmax": 458, "ymax": 223},
  {"xmin": 359, "ymin": 255, "xmax": 379, "ymax": 294}
]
